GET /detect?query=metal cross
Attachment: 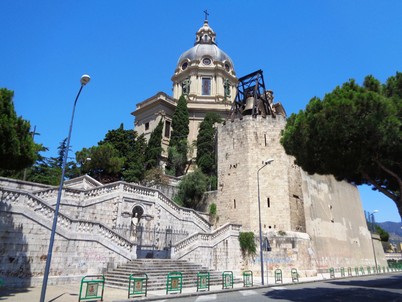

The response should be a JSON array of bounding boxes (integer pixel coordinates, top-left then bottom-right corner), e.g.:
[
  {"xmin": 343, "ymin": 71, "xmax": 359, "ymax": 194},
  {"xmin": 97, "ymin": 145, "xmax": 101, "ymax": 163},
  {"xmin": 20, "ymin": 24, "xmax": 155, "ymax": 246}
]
[{"xmin": 204, "ymin": 10, "xmax": 209, "ymax": 21}]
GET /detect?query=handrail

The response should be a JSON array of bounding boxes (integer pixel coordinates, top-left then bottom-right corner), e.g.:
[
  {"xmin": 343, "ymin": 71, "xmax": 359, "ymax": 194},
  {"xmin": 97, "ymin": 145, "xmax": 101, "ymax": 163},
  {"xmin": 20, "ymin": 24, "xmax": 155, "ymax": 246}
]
[
  {"xmin": 30, "ymin": 180, "xmax": 211, "ymax": 231},
  {"xmin": 1, "ymin": 188, "xmax": 133, "ymax": 257},
  {"xmin": 173, "ymin": 223, "xmax": 241, "ymax": 258}
]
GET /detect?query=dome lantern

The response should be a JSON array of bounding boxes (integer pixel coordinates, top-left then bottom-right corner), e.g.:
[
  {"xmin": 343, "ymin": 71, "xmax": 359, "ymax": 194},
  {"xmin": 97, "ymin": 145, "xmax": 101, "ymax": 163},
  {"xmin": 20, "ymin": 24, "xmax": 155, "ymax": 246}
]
[{"xmin": 172, "ymin": 16, "xmax": 238, "ymax": 102}]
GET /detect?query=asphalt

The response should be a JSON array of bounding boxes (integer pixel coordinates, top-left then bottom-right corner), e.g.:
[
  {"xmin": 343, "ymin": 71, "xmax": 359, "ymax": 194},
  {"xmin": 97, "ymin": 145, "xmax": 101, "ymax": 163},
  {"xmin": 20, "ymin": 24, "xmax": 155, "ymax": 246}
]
[{"xmin": 0, "ymin": 272, "xmax": 399, "ymax": 302}]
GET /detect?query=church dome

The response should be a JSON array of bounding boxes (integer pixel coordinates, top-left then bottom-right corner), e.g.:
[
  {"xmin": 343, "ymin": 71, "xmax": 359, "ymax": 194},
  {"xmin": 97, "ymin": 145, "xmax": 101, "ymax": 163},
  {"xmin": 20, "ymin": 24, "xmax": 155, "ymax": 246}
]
[{"xmin": 176, "ymin": 20, "xmax": 234, "ymax": 69}]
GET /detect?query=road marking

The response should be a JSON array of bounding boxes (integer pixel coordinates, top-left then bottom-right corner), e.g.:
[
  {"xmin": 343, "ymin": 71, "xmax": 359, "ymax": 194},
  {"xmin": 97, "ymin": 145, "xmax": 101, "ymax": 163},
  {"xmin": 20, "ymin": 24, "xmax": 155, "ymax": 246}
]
[
  {"xmin": 196, "ymin": 294, "xmax": 217, "ymax": 301},
  {"xmin": 239, "ymin": 290, "xmax": 258, "ymax": 296},
  {"xmin": 272, "ymin": 286, "xmax": 287, "ymax": 290}
]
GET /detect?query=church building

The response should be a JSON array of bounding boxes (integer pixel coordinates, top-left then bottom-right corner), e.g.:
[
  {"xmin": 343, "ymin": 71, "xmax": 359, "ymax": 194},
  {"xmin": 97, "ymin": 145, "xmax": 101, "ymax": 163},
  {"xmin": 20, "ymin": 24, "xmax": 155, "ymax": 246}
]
[
  {"xmin": 0, "ymin": 16, "xmax": 388, "ymax": 289},
  {"xmin": 132, "ymin": 17, "xmax": 238, "ymax": 158}
]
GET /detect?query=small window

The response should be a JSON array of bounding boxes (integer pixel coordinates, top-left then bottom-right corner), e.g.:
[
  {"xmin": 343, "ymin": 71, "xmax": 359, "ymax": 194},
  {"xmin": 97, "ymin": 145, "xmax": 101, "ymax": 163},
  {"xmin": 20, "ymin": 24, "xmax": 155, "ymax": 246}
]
[
  {"xmin": 145, "ymin": 122, "xmax": 149, "ymax": 131},
  {"xmin": 234, "ymin": 199, "xmax": 236, "ymax": 209},
  {"xmin": 202, "ymin": 78, "xmax": 211, "ymax": 95},
  {"xmin": 164, "ymin": 121, "xmax": 171, "ymax": 138},
  {"xmin": 267, "ymin": 197, "xmax": 270, "ymax": 208},
  {"xmin": 202, "ymin": 57, "xmax": 211, "ymax": 65}
]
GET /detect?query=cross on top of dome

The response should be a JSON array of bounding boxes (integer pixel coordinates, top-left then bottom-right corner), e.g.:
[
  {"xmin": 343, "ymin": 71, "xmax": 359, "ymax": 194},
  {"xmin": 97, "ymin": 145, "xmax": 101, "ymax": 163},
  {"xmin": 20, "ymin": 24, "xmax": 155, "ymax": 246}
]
[{"xmin": 195, "ymin": 11, "xmax": 216, "ymax": 45}]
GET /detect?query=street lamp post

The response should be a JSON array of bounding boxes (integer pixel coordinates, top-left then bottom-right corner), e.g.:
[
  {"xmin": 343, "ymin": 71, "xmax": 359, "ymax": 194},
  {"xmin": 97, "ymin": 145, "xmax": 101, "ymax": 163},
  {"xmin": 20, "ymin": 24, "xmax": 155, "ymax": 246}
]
[
  {"xmin": 369, "ymin": 210, "xmax": 379, "ymax": 273},
  {"xmin": 40, "ymin": 75, "xmax": 90, "ymax": 302},
  {"xmin": 257, "ymin": 159, "xmax": 274, "ymax": 285}
]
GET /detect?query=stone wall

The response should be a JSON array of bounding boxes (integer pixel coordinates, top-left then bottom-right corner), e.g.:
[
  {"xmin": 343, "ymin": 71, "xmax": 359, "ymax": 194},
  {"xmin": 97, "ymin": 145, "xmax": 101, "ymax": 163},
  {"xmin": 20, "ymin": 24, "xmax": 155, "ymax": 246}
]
[
  {"xmin": 0, "ymin": 179, "xmax": 215, "ymax": 288},
  {"xmin": 216, "ymin": 115, "xmax": 291, "ymax": 233},
  {"xmin": 243, "ymin": 232, "xmax": 316, "ymax": 278},
  {"xmin": 214, "ymin": 115, "xmax": 388, "ymax": 275},
  {"xmin": 0, "ymin": 192, "xmax": 133, "ymax": 287},
  {"xmin": 301, "ymin": 172, "xmax": 386, "ymax": 269},
  {"xmin": 172, "ymin": 223, "xmax": 243, "ymax": 275}
]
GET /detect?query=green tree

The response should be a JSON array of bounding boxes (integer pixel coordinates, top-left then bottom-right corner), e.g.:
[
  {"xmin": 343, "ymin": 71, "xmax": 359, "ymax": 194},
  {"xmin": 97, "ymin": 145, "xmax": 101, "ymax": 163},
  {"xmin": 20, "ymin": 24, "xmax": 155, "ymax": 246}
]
[
  {"xmin": 122, "ymin": 134, "xmax": 147, "ymax": 182},
  {"xmin": 100, "ymin": 123, "xmax": 137, "ymax": 159},
  {"xmin": 0, "ymin": 88, "xmax": 36, "ymax": 171},
  {"xmin": 145, "ymin": 119, "xmax": 163, "ymax": 170},
  {"xmin": 166, "ymin": 95, "xmax": 189, "ymax": 176},
  {"xmin": 142, "ymin": 167, "xmax": 169, "ymax": 186},
  {"xmin": 375, "ymin": 225, "xmax": 390, "ymax": 242},
  {"xmin": 96, "ymin": 124, "xmax": 148, "ymax": 183},
  {"xmin": 238, "ymin": 232, "xmax": 257, "ymax": 258},
  {"xmin": 281, "ymin": 73, "xmax": 402, "ymax": 218},
  {"xmin": 174, "ymin": 169, "xmax": 208, "ymax": 209},
  {"xmin": 27, "ymin": 139, "xmax": 79, "ymax": 184},
  {"xmin": 196, "ymin": 112, "xmax": 221, "ymax": 189},
  {"xmin": 76, "ymin": 143, "xmax": 124, "ymax": 183},
  {"xmin": 27, "ymin": 146, "xmax": 61, "ymax": 185}
]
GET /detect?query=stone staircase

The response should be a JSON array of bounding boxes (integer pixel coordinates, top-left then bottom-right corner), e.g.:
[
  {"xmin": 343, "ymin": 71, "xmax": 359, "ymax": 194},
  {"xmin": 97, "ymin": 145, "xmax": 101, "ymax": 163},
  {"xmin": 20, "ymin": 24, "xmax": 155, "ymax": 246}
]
[{"xmin": 105, "ymin": 259, "xmax": 241, "ymax": 291}]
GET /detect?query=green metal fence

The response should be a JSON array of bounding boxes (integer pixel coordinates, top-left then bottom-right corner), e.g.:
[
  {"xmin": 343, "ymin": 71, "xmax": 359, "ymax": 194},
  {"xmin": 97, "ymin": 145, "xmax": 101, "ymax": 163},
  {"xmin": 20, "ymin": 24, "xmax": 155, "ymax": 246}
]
[
  {"xmin": 275, "ymin": 269, "xmax": 283, "ymax": 284},
  {"xmin": 128, "ymin": 273, "xmax": 148, "ymax": 298},
  {"xmin": 291, "ymin": 268, "xmax": 299, "ymax": 283},
  {"xmin": 197, "ymin": 271, "xmax": 210, "ymax": 292},
  {"xmin": 222, "ymin": 271, "xmax": 234, "ymax": 289},
  {"xmin": 166, "ymin": 271, "xmax": 183, "ymax": 295},
  {"xmin": 242, "ymin": 270, "xmax": 253, "ymax": 287},
  {"xmin": 78, "ymin": 275, "xmax": 105, "ymax": 302}
]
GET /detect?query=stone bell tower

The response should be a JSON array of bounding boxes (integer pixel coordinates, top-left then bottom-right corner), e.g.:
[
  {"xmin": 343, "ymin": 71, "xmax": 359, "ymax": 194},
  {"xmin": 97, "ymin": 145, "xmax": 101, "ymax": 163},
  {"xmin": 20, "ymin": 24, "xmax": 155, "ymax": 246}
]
[
  {"xmin": 216, "ymin": 70, "xmax": 292, "ymax": 234},
  {"xmin": 214, "ymin": 70, "xmax": 383, "ymax": 273}
]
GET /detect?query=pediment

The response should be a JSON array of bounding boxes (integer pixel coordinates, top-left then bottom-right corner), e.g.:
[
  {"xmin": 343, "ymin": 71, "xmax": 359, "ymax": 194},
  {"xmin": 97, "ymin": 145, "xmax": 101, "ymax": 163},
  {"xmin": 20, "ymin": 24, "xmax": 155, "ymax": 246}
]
[{"xmin": 64, "ymin": 175, "xmax": 103, "ymax": 190}]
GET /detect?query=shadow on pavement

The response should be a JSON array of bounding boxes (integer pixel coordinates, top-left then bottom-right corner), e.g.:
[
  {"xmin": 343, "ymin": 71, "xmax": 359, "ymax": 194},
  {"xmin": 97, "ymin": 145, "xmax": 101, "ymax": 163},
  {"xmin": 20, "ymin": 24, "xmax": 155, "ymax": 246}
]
[
  {"xmin": 265, "ymin": 284, "xmax": 402, "ymax": 302},
  {"xmin": 0, "ymin": 287, "xmax": 30, "ymax": 300},
  {"xmin": 329, "ymin": 274, "xmax": 402, "ymax": 290}
]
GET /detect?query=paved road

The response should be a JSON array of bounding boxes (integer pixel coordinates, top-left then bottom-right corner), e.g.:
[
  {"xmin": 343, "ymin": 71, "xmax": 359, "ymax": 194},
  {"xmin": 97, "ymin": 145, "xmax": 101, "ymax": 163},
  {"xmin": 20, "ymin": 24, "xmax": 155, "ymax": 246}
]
[{"xmin": 148, "ymin": 274, "xmax": 402, "ymax": 302}]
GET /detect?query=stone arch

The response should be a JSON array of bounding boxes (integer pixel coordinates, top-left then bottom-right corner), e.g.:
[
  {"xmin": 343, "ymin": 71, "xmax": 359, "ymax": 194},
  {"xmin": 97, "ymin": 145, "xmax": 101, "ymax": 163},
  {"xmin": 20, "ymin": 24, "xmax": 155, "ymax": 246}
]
[
  {"xmin": 131, "ymin": 205, "xmax": 144, "ymax": 223},
  {"xmin": 130, "ymin": 205, "xmax": 145, "ymax": 242}
]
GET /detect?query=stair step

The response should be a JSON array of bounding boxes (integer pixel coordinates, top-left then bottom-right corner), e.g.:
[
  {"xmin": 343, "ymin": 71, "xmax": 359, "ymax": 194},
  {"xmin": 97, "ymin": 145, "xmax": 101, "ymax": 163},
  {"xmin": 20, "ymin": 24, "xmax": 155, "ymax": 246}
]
[{"xmin": 104, "ymin": 259, "xmax": 242, "ymax": 291}]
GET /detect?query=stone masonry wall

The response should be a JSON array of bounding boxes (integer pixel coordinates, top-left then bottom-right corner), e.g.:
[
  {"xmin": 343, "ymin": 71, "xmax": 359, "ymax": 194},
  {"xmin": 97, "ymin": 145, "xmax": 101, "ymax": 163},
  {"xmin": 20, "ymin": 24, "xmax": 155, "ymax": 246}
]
[
  {"xmin": 215, "ymin": 115, "xmax": 388, "ymax": 275},
  {"xmin": 0, "ymin": 209, "xmax": 130, "ymax": 287},
  {"xmin": 301, "ymin": 172, "xmax": 387, "ymax": 269},
  {"xmin": 216, "ymin": 115, "xmax": 291, "ymax": 233},
  {"xmin": 0, "ymin": 179, "xmax": 213, "ymax": 288},
  {"xmin": 172, "ymin": 224, "xmax": 243, "ymax": 276}
]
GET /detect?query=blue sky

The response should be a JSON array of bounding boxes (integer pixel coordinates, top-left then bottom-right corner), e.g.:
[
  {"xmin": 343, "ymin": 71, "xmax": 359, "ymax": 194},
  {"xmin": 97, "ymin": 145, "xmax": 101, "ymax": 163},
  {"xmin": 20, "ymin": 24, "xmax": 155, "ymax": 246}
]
[{"xmin": 1, "ymin": 1, "xmax": 401, "ymax": 222}]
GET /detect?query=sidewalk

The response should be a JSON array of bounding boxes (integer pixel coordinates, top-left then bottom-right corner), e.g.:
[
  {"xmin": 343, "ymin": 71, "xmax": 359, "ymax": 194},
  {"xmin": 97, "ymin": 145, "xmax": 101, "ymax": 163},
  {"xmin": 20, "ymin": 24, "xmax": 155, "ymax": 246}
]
[
  {"xmin": 0, "ymin": 274, "xmax": 324, "ymax": 302},
  {"xmin": 0, "ymin": 272, "xmax": 394, "ymax": 302}
]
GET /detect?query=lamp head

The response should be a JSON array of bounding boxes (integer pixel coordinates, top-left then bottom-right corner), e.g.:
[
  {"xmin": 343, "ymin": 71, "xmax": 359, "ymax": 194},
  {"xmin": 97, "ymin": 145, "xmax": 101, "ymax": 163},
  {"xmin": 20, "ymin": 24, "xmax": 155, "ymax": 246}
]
[
  {"xmin": 263, "ymin": 159, "xmax": 274, "ymax": 165},
  {"xmin": 372, "ymin": 210, "xmax": 379, "ymax": 214},
  {"xmin": 80, "ymin": 74, "xmax": 91, "ymax": 86}
]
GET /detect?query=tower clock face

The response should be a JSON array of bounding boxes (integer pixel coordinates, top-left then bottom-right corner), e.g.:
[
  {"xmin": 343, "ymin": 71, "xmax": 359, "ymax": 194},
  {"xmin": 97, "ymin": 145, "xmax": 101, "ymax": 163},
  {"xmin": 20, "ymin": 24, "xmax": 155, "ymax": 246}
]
[{"xmin": 202, "ymin": 57, "xmax": 211, "ymax": 65}]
